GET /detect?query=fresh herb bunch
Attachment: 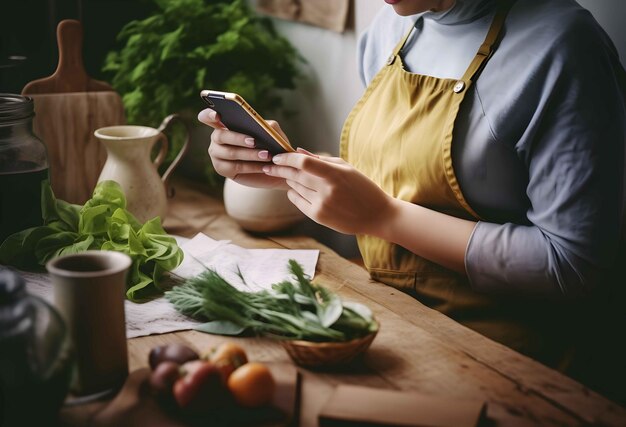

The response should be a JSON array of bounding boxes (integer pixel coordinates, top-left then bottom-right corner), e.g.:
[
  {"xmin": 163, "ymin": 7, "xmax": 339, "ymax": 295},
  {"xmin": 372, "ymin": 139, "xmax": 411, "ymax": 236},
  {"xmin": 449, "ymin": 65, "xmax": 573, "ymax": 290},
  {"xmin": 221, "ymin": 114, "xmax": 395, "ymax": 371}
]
[
  {"xmin": 102, "ymin": 0, "xmax": 302, "ymax": 127},
  {"xmin": 0, "ymin": 180, "xmax": 183, "ymax": 301},
  {"xmin": 166, "ymin": 260, "xmax": 378, "ymax": 342}
]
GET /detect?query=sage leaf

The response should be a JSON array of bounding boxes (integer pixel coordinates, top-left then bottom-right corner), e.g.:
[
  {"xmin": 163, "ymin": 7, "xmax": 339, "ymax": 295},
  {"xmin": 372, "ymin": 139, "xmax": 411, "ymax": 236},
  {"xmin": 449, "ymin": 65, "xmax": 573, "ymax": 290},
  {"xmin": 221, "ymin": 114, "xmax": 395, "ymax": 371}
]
[
  {"xmin": 343, "ymin": 301, "xmax": 374, "ymax": 323},
  {"xmin": 195, "ymin": 320, "xmax": 246, "ymax": 336},
  {"xmin": 317, "ymin": 292, "xmax": 343, "ymax": 328}
]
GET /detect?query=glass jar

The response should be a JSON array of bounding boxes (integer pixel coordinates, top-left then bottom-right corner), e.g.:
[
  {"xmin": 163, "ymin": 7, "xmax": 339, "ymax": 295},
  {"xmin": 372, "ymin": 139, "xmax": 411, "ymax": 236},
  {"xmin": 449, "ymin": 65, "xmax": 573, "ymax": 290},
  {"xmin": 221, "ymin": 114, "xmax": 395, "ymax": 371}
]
[
  {"xmin": 0, "ymin": 94, "xmax": 49, "ymax": 242},
  {"xmin": 0, "ymin": 269, "xmax": 72, "ymax": 426}
]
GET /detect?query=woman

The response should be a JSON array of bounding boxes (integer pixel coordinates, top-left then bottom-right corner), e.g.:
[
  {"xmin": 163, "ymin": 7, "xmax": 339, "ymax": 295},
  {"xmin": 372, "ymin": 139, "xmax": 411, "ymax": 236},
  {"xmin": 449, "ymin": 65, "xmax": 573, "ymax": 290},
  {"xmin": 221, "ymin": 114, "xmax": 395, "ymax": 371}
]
[{"xmin": 199, "ymin": 0, "xmax": 626, "ymax": 400}]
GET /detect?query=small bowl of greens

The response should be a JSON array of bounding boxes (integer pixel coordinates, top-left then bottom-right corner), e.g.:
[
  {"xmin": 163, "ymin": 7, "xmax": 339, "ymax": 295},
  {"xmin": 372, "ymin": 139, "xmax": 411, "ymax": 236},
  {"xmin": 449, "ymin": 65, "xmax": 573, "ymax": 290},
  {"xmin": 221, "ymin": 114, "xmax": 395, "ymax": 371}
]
[{"xmin": 165, "ymin": 260, "xmax": 379, "ymax": 367}]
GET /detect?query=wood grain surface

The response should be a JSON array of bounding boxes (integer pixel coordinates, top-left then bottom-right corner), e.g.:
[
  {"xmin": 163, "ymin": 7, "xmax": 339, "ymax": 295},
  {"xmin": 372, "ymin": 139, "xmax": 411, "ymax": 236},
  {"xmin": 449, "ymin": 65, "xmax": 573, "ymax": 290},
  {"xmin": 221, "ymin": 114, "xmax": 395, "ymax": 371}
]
[
  {"xmin": 28, "ymin": 92, "xmax": 125, "ymax": 204},
  {"xmin": 159, "ymin": 178, "xmax": 626, "ymax": 427},
  {"xmin": 59, "ymin": 178, "xmax": 626, "ymax": 427},
  {"xmin": 21, "ymin": 19, "xmax": 126, "ymax": 204}
]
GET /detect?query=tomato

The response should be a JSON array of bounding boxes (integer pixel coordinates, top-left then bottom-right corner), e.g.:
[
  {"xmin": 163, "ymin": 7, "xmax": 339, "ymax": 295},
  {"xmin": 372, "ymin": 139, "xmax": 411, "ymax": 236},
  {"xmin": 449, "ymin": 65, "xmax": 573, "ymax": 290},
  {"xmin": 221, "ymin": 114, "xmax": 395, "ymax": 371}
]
[
  {"xmin": 173, "ymin": 360, "xmax": 228, "ymax": 412},
  {"xmin": 214, "ymin": 361, "xmax": 237, "ymax": 386},
  {"xmin": 203, "ymin": 342, "xmax": 248, "ymax": 383},
  {"xmin": 149, "ymin": 344, "xmax": 198, "ymax": 370},
  {"xmin": 206, "ymin": 342, "xmax": 248, "ymax": 367},
  {"xmin": 227, "ymin": 362, "xmax": 275, "ymax": 408}
]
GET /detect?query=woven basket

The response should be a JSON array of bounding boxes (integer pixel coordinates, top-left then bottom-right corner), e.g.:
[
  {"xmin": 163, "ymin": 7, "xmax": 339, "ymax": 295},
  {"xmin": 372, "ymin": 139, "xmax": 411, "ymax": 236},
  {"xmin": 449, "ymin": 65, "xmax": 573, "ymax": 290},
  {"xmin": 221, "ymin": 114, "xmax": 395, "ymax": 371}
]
[{"xmin": 281, "ymin": 329, "xmax": 378, "ymax": 368}]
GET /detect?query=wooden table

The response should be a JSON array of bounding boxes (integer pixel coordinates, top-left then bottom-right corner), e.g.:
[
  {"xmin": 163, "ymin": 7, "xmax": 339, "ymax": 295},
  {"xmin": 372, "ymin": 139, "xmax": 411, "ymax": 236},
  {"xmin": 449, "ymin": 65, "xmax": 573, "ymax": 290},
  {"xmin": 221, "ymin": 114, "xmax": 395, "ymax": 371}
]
[{"xmin": 66, "ymin": 178, "xmax": 626, "ymax": 426}]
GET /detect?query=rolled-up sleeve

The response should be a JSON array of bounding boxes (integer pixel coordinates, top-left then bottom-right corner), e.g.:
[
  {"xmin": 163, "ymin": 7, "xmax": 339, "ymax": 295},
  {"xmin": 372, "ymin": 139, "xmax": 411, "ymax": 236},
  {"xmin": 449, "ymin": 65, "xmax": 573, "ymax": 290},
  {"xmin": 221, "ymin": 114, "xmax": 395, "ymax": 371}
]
[{"xmin": 465, "ymin": 25, "xmax": 625, "ymax": 298}]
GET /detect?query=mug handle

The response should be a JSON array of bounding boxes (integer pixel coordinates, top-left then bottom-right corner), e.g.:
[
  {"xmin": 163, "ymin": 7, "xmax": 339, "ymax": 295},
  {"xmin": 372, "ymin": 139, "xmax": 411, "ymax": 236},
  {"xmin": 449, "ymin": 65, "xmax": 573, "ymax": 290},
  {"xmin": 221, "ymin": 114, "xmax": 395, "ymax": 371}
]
[{"xmin": 156, "ymin": 114, "xmax": 190, "ymax": 198}]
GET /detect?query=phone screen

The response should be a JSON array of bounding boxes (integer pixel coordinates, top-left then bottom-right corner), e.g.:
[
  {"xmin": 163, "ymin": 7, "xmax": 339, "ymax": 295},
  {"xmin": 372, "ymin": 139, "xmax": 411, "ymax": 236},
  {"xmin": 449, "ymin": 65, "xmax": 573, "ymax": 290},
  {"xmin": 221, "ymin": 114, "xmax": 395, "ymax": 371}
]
[{"xmin": 201, "ymin": 90, "xmax": 293, "ymax": 155}]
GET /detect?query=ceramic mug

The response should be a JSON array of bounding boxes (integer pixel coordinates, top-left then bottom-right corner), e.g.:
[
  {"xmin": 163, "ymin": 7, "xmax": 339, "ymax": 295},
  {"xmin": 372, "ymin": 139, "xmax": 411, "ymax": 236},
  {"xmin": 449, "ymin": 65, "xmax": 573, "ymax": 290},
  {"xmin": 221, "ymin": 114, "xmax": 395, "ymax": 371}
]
[
  {"xmin": 47, "ymin": 250, "xmax": 131, "ymax": 396},
  {"xmin": 223, "ymin": 178, "xmax": 305, "ymax": 232}
]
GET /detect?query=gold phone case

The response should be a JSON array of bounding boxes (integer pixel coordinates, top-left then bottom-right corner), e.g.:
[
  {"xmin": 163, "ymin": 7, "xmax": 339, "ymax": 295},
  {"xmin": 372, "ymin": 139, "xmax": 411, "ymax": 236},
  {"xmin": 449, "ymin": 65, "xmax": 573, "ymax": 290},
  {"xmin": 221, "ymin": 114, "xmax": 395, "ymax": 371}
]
[{"xmin": 201, "ymin": 90, "xmax": 294, "ymax": 153}]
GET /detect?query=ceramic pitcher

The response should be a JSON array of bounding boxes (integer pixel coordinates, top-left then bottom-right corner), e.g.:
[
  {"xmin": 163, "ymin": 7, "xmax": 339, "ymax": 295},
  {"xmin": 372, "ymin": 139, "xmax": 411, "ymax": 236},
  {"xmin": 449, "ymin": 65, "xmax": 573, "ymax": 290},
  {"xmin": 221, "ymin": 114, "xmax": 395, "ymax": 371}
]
[{"xmin": 94, "ymin": 114, "xmax": 188, "ymax": 223}]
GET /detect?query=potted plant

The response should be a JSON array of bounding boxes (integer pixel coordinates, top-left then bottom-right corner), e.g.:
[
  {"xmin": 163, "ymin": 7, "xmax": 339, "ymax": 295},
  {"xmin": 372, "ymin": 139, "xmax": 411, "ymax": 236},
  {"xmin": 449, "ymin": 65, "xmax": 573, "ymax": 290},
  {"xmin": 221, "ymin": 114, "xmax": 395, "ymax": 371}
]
[{"xmin": 102, "ymin": 0, "xmax": 302, "ymax": 184}]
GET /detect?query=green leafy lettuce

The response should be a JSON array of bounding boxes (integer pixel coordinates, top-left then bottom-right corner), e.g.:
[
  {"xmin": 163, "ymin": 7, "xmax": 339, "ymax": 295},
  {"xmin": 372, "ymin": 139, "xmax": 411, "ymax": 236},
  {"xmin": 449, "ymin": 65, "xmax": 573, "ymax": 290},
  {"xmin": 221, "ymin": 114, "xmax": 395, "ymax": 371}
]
[{"xmin": 0, "ymin": 180, "xmax": 183, "ymax": 301}]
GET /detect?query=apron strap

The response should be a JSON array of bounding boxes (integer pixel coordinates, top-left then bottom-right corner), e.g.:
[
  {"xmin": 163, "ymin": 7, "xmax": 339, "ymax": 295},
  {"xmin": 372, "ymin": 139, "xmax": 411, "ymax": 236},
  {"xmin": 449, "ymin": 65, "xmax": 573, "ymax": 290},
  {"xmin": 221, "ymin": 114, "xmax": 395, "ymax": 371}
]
[
  {"xmin": 392, "ymin": 22, "xmax": 417, "ymax": 58},
  {"xmin": 387, "ymin": 21, "xmax": 417, "ymax": 66},
  {"xmin": 460, "ymin": 0, "xmax": 516, "ymax": 83},
  {"xmin": 388, "ymin": 1, "xmax": 514, "ymax": 72}
]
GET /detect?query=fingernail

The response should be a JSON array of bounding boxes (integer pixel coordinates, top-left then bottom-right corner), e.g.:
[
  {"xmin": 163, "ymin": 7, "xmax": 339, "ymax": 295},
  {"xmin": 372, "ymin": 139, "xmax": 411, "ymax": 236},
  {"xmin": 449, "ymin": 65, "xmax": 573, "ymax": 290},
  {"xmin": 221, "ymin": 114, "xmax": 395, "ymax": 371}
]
[
  {"xmin": 262, "ymin": 165, "xmax": 271, "ymax": 173},
  {"xmin": 273, "ymin": 155, "xmax": 284, "ymax": 164},
  {"xmin": 209, "ymin": 111, "xmax": 217, "ymax": 121},
  {"xmin": 296, "ymin": 147, "xmax": 319, "ymax": 158},
  {"xmin": 258, "ymin": 150, "xmax": 269, "ymax": 160},
  {"xmin": 244, "ymin": 138, "xmax": 255, "ymax": 147}
]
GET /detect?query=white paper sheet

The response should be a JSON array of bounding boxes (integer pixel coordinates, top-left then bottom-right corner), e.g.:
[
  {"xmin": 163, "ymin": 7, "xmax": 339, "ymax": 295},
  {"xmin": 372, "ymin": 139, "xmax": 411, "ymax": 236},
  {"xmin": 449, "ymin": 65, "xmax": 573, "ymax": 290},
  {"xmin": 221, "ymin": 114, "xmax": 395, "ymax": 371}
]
[
  {"xmin": 15, "ymin": 268, "xmax": 199, "ymax": 339},
  {"xmin": 174, "ymin": 233, "xmax": 319, "ymax": 292},
  {"xmin": 7, "ymin": 233, "xmax": 319, "ymax": 338}
]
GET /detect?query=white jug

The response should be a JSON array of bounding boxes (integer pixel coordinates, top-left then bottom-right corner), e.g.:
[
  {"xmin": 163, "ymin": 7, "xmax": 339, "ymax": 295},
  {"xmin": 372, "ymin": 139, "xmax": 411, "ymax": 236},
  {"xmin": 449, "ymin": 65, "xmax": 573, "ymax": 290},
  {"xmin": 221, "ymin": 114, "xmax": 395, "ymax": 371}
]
[{"xmin": 94, "ymin": 115, "xmax": 188, "ymax": 222}]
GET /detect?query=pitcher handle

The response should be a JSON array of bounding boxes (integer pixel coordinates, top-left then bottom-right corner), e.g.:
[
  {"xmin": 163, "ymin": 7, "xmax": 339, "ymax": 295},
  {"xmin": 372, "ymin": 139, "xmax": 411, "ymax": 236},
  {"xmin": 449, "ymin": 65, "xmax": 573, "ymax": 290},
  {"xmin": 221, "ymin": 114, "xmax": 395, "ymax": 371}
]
[
  {"xmin": 156, "ymin": 114, "xmax": 190, "ymax": 198},
  {"xmin": 153, "ymin": 133, "xmax": 169, "ymax": 168}
]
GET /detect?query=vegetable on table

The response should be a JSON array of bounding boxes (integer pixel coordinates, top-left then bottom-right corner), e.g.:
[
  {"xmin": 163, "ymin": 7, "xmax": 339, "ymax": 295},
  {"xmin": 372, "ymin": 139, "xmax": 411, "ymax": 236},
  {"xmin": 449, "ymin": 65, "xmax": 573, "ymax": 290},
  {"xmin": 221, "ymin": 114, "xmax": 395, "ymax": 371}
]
[
  {"xmin": 205, "ymin": 342, "xmax": 248, "ymax": 381},
  {"xmin": 150, "ymin": 361, "xmax": 181, "ymax": 397},
  {"xmin": 0, "ymin": 180, "xmax": 184, "ymax": 301},
  {"xmin": 227, "ymin": 362, "xmax": 274, "ymax": 408},
  {"xmin": 165, "ymin": 260, "xmax": 378, "ymax": 342},
  {"xmin": 149, "ymin": 344, "xmax": 199, "ymax": 370},
  {"xmin": 147, "ymin": 342, "xmax": 275, "ymax": 412},
  {"xmin": 174, "ymin": 360, "xmax": 226, "ymax": 411}
]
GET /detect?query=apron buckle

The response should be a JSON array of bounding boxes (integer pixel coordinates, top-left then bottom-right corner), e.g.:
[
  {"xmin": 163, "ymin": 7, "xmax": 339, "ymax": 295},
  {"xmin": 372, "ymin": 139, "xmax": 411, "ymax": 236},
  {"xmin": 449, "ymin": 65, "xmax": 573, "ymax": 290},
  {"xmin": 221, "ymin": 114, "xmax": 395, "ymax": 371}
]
[
  {"xmin": 453, "ymin": 81, "xmax": 466, "ymax": 93},
  {"xmin": 386, "ymin": 54, "xmax": 396, "ymax": 66}
]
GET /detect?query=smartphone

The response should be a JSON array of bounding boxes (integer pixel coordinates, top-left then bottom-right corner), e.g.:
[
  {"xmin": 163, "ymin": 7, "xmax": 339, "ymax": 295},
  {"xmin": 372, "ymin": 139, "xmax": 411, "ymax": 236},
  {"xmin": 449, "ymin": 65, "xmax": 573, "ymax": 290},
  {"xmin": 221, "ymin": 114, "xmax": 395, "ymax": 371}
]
[{"xmin": 200, "ymin": 90, "xmax": 294, "ymax": 155}]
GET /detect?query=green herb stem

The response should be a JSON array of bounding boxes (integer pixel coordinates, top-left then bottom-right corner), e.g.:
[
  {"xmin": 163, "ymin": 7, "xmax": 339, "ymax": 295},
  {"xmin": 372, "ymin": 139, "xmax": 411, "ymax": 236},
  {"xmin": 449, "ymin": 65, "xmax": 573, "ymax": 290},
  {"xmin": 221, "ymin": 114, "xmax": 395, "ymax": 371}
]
[{"xmin": 165, "ymin": 261, "xmax": 377, "ymax": 342}]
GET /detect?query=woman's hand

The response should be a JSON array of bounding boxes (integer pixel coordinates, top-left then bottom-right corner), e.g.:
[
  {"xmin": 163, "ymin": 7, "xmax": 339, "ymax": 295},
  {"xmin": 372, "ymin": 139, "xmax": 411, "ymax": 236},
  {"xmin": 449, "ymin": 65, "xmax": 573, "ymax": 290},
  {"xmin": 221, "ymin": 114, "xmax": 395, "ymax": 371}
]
[
  {"xmin": 198, "ymin": 108, "xmax": 288, "ymax": 189},
  {"xmin": 262, "ymin": 149, "xmax": 396, "ymax": 235},
  {"xmin": 263, "ymin": 149, "xmax": 475, "ymax": 273}
]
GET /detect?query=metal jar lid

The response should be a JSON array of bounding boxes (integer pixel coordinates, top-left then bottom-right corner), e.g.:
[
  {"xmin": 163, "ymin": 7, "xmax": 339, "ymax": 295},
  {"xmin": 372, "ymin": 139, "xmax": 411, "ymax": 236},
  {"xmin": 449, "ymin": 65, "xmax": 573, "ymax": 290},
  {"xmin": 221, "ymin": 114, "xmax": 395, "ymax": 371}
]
[{"xmin": 0, "ymin": 94, "xmax": 34, "ymax": 124}]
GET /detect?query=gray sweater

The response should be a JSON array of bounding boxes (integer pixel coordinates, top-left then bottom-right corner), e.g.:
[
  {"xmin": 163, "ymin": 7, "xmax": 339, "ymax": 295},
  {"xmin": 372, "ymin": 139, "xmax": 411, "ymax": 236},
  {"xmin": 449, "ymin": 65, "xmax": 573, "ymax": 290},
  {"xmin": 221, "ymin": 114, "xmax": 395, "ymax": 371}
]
[{"xmin": 357, "ymin": 0, "xmax": 626, "ymax": 297}]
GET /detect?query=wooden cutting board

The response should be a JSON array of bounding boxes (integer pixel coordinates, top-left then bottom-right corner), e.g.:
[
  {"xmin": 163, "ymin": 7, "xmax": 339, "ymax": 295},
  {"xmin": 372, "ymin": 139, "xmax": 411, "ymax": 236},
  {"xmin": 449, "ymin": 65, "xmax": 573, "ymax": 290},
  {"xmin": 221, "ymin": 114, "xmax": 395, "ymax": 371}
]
[{"xmin": 22, "ymin": 19, "xmax": 125, "ymax": 205}]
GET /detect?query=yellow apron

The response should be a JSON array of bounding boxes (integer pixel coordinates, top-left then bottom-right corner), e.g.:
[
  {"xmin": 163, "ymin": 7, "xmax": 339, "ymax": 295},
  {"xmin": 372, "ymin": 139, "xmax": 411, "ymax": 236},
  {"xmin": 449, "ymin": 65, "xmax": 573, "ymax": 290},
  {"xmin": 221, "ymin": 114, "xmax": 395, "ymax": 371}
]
[{"xmin": 340, "ymin": 0, "xmax": 576, "ymax": 363}]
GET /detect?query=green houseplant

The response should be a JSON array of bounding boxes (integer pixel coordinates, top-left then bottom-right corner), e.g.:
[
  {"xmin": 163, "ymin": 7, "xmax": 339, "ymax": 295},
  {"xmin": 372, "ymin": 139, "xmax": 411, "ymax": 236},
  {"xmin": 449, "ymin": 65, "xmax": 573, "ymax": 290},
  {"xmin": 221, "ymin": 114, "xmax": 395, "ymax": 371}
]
[{"xmin": 102, "ymin": 0, "xmax": 301, "ymax": 182}]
